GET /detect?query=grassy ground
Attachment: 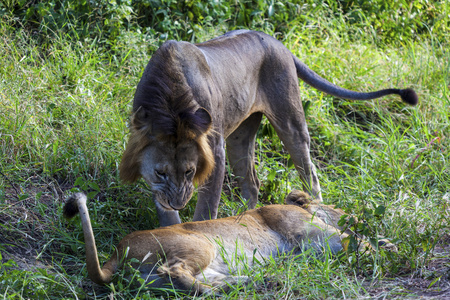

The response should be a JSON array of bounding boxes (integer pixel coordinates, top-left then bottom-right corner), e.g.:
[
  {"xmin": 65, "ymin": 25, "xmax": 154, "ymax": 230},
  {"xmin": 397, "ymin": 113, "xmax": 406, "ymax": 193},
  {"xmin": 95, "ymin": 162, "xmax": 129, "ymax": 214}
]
[{"xmin": 1, "ymin": 17, "xmax": 449, "ymax": 299}]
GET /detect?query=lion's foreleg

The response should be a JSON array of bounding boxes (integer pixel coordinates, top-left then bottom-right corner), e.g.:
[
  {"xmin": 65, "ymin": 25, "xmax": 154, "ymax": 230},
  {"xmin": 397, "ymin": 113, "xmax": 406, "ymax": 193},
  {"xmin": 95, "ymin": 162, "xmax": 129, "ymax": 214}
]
[{"xmin": 193, "ymin": 137, "xmax": 226, "ymax": 221}]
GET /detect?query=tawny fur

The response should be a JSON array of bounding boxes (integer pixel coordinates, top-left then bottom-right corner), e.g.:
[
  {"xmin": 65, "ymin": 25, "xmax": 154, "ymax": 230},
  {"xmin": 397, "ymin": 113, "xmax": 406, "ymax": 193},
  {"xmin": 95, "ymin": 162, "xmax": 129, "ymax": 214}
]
[{"xmin": 64, "ymin": 191, "xmax": 394, "ymax": 295}]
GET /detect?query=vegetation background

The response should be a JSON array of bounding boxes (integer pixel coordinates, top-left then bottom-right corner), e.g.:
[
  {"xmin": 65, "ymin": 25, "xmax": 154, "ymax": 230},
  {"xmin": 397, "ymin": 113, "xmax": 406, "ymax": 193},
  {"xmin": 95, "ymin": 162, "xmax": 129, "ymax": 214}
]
[{"xmin": 0, "ymin": 0, "xmax": 449, "ymax": 298}]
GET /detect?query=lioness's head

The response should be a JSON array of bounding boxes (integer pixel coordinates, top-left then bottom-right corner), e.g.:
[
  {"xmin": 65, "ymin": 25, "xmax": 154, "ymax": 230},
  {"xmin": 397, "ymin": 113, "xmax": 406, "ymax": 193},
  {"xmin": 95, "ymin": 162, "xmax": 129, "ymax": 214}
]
[{"xmin": 119, "ymin": 106, "xmax": 215, "ymax": 211}]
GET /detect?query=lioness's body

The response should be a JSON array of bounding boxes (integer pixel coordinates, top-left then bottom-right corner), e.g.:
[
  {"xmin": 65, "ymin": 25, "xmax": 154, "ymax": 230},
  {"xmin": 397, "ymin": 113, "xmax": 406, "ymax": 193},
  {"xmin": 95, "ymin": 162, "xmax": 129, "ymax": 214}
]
[
  {"xmin": 65, "ymin": 191, "xmax": 363, "ymax": 294},
  {"xmin": 120, "ymin": 30, "xmax": 417, "ymax": 226}
]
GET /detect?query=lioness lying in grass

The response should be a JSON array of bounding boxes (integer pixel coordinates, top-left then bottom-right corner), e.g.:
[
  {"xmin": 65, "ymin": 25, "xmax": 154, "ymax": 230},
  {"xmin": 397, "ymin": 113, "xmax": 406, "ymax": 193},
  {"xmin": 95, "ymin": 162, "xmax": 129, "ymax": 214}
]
[{"xmin": 64, "ymin": 191, "xmax": 393, "ymax": 295}]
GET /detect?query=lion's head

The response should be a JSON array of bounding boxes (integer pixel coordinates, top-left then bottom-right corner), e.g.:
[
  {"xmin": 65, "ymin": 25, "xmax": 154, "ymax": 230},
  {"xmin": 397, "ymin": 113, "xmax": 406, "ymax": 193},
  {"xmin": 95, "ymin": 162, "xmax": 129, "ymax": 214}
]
[
  {"xmin": 119, "ymin": 106, "xmax": 215, "ymax": 210},
  {"xmin": 119, "ymin": 43, "xmax": 215, "ymax": 211}
]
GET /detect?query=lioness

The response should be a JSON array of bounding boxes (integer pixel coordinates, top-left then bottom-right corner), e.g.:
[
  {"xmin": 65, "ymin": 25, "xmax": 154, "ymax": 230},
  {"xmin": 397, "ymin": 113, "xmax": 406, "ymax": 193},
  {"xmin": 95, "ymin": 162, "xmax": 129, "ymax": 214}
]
[
  {"xmin": 64, "ymin": 191, "xmax": 392, "ymax": 295},
  {"xmin": 119, "ymin": 30, "xmax": 418, "ymax": 226}
]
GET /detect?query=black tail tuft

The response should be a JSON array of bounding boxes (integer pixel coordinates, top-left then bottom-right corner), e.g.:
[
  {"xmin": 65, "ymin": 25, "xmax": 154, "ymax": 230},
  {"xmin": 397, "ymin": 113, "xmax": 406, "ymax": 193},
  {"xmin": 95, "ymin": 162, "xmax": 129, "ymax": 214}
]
[
  {"xmin": 399, "ymin": 88, "xmax": 418, "ymax": 106},
  {"xmin": 63, "ymin": 193, "xmax": 84, "ymax": 219}
]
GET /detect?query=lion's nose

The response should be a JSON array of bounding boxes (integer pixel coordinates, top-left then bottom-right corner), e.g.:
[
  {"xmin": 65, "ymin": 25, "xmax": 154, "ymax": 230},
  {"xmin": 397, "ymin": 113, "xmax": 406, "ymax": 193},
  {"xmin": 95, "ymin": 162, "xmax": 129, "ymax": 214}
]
[{"xmin": 168, "ymin": 189, "xmax": 191, "ymax": 210}]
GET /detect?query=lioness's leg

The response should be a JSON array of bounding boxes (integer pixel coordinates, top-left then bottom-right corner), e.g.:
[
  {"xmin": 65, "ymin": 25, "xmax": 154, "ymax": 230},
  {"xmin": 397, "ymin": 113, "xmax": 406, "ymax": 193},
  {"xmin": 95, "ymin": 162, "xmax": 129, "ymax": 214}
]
[
  {"xmin": 158, "ymin": 258, "xmax": 214, "ymax": 295},
  {"xmin": 193, "ymin": 136, "xmax": 226, "ymax": 221},
  {"xmin": 156, "ymin": 237, "xmax": 218, "ymax": 294},
  {"xmin": 226, "ymin": 113, "xmax": 262, "ymax": 209}
]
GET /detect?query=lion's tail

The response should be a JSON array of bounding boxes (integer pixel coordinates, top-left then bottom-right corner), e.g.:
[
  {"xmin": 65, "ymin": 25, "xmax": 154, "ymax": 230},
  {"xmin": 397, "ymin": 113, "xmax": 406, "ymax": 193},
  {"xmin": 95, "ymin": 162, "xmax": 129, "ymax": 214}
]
[
  {"xmin": 64, "ymin": 193, "xmax": 117, "ymax": 285},
  {"xmin": 293, "ymin": 55, "xmax": 418, "ymax": 105}
]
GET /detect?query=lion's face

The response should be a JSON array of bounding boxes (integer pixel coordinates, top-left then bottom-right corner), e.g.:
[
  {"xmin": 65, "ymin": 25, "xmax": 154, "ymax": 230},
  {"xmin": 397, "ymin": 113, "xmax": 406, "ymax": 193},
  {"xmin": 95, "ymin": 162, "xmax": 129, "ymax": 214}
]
[
  {"xmin": 119, "ymin": 104, "xmax": 215, "ymax": 212},
  {"xmin": 140, "ymin": 139, "xmax": 202, "ymax": 211}
]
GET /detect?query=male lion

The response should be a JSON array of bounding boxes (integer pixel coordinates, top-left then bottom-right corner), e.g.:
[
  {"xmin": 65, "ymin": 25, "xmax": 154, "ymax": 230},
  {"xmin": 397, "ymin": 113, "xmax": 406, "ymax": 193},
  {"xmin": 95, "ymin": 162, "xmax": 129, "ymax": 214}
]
[
  {"xmin": 119, "ymin": 30, "xmax": 418, "ymax": 226},
  {"xmin": 64, "ymin": 191, "xmax": 392, "ymax": 295}
]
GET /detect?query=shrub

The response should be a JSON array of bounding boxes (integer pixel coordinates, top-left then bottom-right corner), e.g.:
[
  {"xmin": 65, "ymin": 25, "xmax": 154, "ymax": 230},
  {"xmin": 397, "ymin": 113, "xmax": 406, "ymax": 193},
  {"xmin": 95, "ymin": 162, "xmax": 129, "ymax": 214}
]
[{"xmin": 1, "ymin": 0, "xmax": 448, "ymax": 47}]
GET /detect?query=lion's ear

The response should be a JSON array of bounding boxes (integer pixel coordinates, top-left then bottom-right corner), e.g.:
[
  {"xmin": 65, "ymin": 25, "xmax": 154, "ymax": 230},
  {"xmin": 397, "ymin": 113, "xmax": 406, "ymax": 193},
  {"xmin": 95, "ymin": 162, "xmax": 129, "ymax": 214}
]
[
  {"xmin": 177, "ymin": 107, "xmax": 213, "ymax": 139},
  {"xmin": 193, "ymin": 107, "xmax": 212, "ymax": 135},
  {"xmin": 131, "ymin": 107, "xmax": 151, "ymax": 132},
  {"xmin": 119, "ymin": 132, "xmax": 145, "ymax": 183},
  {"xmin": 192, "ymin": 108, "xmax": 214, "ymax": 185},
  {"xmin": 120, "ymin": 107, "xmax": 152, "ymax": 183}
]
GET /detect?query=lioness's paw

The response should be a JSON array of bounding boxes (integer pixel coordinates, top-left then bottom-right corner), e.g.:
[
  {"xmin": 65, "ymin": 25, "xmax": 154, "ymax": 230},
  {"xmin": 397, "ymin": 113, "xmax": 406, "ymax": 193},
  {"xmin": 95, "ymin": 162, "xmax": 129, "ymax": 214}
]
[{"xmin": 157, "ymin": 258, "xmax": 188, "ymax": 277}]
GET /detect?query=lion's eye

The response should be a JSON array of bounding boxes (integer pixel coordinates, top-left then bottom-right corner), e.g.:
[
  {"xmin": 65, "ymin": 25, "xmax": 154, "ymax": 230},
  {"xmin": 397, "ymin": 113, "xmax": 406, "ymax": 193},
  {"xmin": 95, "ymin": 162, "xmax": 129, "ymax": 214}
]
[
  {"xmin": 185, "ymin": 169, "xmax": 194, "ymax": 177},
  {"xmin": 155, "ymin": 170, "xmax": 166, "ymax": 179}
]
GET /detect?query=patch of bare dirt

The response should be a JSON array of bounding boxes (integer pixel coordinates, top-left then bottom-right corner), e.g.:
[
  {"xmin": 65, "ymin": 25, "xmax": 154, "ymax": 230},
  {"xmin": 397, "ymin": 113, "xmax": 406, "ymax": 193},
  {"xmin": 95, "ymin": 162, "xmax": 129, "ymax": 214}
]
[
  {"xmin": 365, "ymin": 241, "xmax": 450, "ymax": 299},
  {"xmin": 0, "ymin": 174, "xmax": 72, "ymax": 269}
]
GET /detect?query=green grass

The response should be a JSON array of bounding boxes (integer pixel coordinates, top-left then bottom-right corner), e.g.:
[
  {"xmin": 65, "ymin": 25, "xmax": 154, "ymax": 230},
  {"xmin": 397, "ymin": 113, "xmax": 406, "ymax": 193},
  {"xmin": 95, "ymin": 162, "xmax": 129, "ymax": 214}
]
[{"xmin": 1, "ymin": 10, "xmax": 449, "ymax": 300}]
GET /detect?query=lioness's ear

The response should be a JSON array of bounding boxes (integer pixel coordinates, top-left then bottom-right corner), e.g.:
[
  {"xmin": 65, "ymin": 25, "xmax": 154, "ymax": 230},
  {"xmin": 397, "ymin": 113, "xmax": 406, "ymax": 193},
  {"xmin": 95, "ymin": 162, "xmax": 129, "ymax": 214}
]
[{"xmin": 285, "ymin": 190, "xmax": 311, "ymax": 207}]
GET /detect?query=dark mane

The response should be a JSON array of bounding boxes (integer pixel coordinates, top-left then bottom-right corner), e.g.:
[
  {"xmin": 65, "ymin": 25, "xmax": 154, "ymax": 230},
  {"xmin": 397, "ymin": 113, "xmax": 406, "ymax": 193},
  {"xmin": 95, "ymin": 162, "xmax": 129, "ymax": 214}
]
[{"xmin": 131, "ymin": 41, "xmax": 212, "ymax": 141}]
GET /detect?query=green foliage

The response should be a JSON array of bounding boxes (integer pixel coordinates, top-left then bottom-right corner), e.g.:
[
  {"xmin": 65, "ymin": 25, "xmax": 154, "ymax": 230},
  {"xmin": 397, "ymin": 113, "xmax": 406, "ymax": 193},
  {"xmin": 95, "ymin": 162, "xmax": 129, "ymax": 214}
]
[
  {"xmin": 0, "ymin": 0, "xmax": 449, "ymax": 299},
  {"xmin": 1, "ymin": 0, "xmax": 448, "ymax": 47},
  {"xmin": 336, "ymin": 0, "xmax": 450, "ymax": 44},
  {"xmin": 256, "ymin": 120, "xmax": 297, "ymax": 203}
]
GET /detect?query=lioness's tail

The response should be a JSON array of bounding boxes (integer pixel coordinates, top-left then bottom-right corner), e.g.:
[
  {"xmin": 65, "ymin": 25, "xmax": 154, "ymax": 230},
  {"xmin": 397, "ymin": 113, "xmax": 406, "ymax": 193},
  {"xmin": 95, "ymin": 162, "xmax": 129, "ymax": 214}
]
[
  {"xmin": 293, "ymin": 56, "xmax": 418, "ymax": 105},
  {"xmin": 64, "ymin": 193, "xmax": 117, "ymax": 285}
]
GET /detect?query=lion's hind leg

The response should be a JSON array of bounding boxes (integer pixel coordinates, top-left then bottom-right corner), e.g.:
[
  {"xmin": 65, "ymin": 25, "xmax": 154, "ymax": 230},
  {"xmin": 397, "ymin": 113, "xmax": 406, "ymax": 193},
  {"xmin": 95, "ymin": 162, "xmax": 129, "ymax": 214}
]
[{"xmin": 263, "ymin": 102, "xmax": 322, "ymax": 202}]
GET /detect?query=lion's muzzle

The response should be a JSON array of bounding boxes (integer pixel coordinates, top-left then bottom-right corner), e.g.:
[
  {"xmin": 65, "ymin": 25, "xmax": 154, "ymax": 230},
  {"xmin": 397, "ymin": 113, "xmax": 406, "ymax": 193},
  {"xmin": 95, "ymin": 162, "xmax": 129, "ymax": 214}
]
[{"xmin": 153, "ymin": 184, "xmax": 193, "ymax": 211}]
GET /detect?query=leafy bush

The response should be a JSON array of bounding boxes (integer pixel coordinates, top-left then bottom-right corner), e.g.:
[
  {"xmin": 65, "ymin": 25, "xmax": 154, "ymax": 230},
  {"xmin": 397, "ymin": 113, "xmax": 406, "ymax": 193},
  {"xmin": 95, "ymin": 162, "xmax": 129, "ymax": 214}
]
[
  {"xmin": 335, "ymin": 0, "xmax": 450, "ymax": 44},
  {"xmin": 1, "ymin": 0, "xmax": 448, "ymax": 47}
]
